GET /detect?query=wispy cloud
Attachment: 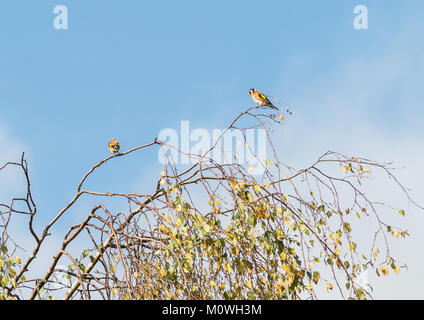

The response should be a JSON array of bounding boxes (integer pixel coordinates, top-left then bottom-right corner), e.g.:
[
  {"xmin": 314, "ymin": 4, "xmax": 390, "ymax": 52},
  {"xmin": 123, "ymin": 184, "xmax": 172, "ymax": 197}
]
[{"xmin": 273, "ymin": 21, "xmax": 424, "ymax": 299}]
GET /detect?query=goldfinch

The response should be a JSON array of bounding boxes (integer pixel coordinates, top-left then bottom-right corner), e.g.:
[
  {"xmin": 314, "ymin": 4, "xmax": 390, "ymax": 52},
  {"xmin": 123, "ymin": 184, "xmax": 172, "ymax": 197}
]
[
  {"xmin": 108, "ymin": 138, "xmax": 120, "ymax": 154},
  {"xmin": 248, "ymin": 88, "xmax": 278, "ymax": 110}
]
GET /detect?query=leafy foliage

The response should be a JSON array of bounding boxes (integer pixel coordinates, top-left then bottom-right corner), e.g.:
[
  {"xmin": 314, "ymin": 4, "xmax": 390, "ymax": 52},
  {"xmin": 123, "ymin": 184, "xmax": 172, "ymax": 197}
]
[{"xmin": 0, "ymin": 107, "xmax": 420, "ymax": 300}]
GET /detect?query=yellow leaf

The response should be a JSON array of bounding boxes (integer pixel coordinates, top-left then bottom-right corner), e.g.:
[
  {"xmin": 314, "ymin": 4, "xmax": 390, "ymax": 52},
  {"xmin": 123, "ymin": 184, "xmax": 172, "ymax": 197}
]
[
  {"xmin": 246, "ymin": 280, "xmax": 252, "ymax": 289},
  {"xmin": 276, "ymin": 206, "xmax": 283, "ymax": 216},
  {"xmin": 15, "ymin": 256, "xmax": 21, "ymax": 264},
  {"xmin": 364, "ymin": 167, "xmax": 371, "ymax": 173},
  {"xmin": 380, "ymin": 266, "xmax": 389, "ymax": 276},
  {"xmin": 225, "ymin": 264, "xmax": 232, "ymax": 273},
  {"xmin": 341, "ymin": 166, "xmax": 346, "ymax": 173},
  {"xmin": 253, "ymin": 184, "xmax": 261, "ymax": 193},
  {"xmin": 210, "ymin": 280, "xmax": 216, "ymax": 287},
  {"xmin": 373, "ymin": 247, "xmax": 379, "ymax": 260},
  {"xmin": 159, "ymin": 268, "xmax": 166, "ymax": 277},
  {"xmin": 166, "ymin": 291, "xmax": 172, "ymax": 299},
  {"xmin": 394, "ymin": 266, "xmax": 400, "ymax": 274},
  {"xmin": 266, "ymin": 159, "xmax": 271, "ymax": 166},
  {"xmin": 283, "ymin": 194, "xmax": 289, "ymax": 202},
  {"xmin": 260, "ymin": 277, "xmax": 267, "ymax": 285},
  {"xmin": 172, "ymin": 186, "xmax": 178, "ymax": 194},
  {"xmin": 326, "ymin": 283, "xmax": 333, "ymax": 291},
  {"xmin": 159, "ymin": 178, "xmax": 165, "ymax": 186}
]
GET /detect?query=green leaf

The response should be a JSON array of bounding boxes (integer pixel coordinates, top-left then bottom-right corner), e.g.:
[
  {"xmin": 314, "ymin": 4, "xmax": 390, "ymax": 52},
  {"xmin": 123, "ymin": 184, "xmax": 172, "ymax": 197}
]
[
  {"xmin": 343, "ymin": 222, "xmax": 352, "ymax": 233},
  {"xmin": 1, "ymin": 276, "xmax": 8, "ymax": 287},
  {"xmin": 312, "ymin": 271, "xmax": 320, "ymax": 284}
]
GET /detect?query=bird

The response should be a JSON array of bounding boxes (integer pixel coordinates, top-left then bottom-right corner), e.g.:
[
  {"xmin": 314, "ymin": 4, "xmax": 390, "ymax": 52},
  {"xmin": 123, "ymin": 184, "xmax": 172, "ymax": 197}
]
[
  {"xmin": 108, "ymin": 138, "xmax": 120, "ymax": 155},
  {"xmin": 248, "ymin": 88, "xmax": 278, "ymax": 110}
]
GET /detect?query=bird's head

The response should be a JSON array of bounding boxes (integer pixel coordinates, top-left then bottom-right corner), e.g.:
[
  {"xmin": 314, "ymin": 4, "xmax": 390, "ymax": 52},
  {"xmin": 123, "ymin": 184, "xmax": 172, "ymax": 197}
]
[{"xmin": 248, "ymin": 89, "xmax": 255, "ymax": 96}]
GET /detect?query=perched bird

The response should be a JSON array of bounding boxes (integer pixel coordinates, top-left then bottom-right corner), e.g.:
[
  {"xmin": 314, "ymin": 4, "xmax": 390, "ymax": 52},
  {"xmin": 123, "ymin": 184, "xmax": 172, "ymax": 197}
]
[
  {"xmin": 248, "ymin": 88, "xmax": 278, "ymax": 110},
  {"xmin": 108, "ymin": 138, "xmax": 120, "ymax": 155}
]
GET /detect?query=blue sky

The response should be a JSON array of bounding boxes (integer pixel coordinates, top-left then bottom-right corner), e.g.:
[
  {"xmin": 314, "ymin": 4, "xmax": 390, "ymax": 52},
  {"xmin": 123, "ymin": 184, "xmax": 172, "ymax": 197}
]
[{"xmin": 1, "ymin": 0, "xmax": 424, "ymax": 298}]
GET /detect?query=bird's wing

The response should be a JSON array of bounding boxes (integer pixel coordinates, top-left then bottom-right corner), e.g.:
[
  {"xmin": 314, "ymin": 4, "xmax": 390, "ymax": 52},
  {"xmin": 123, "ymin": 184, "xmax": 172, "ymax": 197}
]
[{"xmin": 258, "ymin": 93, "xmax": 273, "ymax": 105}]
